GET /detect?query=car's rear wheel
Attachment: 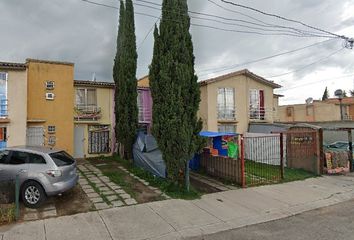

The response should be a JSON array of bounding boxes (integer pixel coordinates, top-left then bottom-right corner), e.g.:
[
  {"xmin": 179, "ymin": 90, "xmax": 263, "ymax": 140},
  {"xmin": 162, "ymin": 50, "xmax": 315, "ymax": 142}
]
[{"xmin": 21, "ymin": 181, "xmax": 46, "ymax": 208}]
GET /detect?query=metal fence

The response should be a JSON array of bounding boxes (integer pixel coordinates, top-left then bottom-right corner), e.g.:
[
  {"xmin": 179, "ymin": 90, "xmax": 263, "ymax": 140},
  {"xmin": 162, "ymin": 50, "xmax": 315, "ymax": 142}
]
[
  {"xmin": 243, "ymin": 134, "xmax": 284, "ymax": 186},
  {"xmin": 0, "ymin": 177, "xmax": 20, "ymax": 223}
]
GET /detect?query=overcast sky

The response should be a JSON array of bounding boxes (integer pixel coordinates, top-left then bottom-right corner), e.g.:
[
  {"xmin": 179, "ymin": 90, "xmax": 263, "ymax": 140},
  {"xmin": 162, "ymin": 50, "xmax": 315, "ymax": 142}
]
[{"xmin": 1, "ymin": 0, "xmax": 353, "ymax": 105}]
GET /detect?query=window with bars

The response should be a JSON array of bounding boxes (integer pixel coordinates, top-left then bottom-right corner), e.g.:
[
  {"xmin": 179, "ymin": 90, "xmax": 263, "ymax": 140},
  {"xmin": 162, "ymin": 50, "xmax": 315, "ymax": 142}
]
[
  {"xmin": 0, "ymin": 72, "xmax": 8, "ymax": 118},
  {"xmin": 48, "ymin": 136, "xmax": 56, "ymax": 146},
  {"xmin": 249, "ymin": 89, "xmax": 265, "ymax": 120},
  {"xmin": 88, "ymin": 125, "xmax": 110, "ymax": 154},
  {"xmin": 48, "ymin": 126, "xmax": 56, "ymax": 134},
  {"xmin": 46, "ymin": 81, "xmax": 55, "ymax": 90},
  {"xmin": 217, "ymin": 88, "xmax": 236, "ymax": 120},
  {"xmin": 218, "ymin": 124, "xmax": 237, "ymax": 133}
]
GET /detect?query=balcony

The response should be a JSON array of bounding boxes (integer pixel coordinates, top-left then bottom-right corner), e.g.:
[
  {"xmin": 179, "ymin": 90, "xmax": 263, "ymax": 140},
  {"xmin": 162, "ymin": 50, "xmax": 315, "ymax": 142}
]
[
  {"xmin": 75, "ymin": 104, "xmax": 102, "ymax": 121},
  {"xmin": 249, "ymin": 107, "xmax": 276, "ymax": 122},
  {"xmin": 0, "ymin": 99, "xmax": 8, "ymax": 118},
  {"xmin": 138, "ymin": 107, "xmax": 152, "ymax": 123},
  {"xmin": 217, "ymin": 106, "xmax": 236, "ymax": 121}
]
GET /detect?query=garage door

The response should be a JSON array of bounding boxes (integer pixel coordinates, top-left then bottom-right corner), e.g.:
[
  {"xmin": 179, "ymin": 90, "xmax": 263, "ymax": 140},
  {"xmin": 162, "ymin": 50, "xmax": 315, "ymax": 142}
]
[{"xmin": 27, "ymin": 127, "xmax": 44, "ymax": 146}]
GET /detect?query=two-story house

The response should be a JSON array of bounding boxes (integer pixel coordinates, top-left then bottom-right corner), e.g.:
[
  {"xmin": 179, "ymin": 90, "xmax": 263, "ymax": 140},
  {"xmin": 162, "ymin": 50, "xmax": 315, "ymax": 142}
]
[
  {"xmin": 26, "ymin": 59, "xmax": 75, "ymax": 154},
  {"xmin": 278, "ymin": 97, "xmax": 354, "ymax": 123},
  {"xmin": 0, "ymin": 62, "xmax": 27, "ymax": 149},
  {"xmin": 199, "ymin": 69, "xmax": 281, "ymax": 133},
  {"xmin": 73, "ymin": 80, "xmax": 115, "ymax": 158},
  {"xmin": 137, "ymin": 69, "xmax": 281, "ymax": 134}
]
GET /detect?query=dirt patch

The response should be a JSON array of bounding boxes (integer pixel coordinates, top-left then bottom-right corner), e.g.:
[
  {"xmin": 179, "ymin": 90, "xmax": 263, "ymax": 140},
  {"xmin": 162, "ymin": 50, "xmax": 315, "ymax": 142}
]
[
  {"xmin": 54, "ymin": 185, "xmax": 93, "ymax": 216},
  {"xmin": 17, "ymin": 184, "xmax": 93, "ymax": 222},
  {"xmin": 190, "ymin": 178, "xmax": 220, "ymax": 194}
]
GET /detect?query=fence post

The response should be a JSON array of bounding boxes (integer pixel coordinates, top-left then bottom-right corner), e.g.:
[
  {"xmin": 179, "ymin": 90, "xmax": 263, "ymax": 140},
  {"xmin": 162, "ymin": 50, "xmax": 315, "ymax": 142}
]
[
  {"xmin": 240, "ymin": 134, "xmax": 246, "ymax": 188},
  {"xmin": 348, "ymin": 130, "xmax": 353, "ymax": 172},
  {"xmin": 15, "ymin": 175, "xmax": 20, "ymax": 221},
  {"xmin": 280, "ymin": 133, "xmax": 284, "ymax": 179},
  {"xmin": 318, "ymin": 129, "xmax": 324, "ymax": 174}
]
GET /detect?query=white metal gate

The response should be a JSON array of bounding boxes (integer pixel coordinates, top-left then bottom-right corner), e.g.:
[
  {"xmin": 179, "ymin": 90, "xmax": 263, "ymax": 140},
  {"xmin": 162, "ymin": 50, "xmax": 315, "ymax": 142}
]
[{"xmin": 26, "ymin": 127, "xmax": 44, "ymax": 146}]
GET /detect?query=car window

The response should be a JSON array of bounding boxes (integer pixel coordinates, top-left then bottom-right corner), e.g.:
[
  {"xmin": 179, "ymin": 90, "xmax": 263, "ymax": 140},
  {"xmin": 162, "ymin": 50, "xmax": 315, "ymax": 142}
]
[
  {"xmin": 0, "ymin": 150, "xmax": 10, "ymax": 164},
  {"xmin": 9, "ymin": 151, "xmax": 29, "ymax": 165},
  {"xmin": 49, "ymin": 151, "xmax": 75, "ymax": 167},
  {"xmin": 28, "ymin": 153, "xmax": 46, "ymax": 164}
]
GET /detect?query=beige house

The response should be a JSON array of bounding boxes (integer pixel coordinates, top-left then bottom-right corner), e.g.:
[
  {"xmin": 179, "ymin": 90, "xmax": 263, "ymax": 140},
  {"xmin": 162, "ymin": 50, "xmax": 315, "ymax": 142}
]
[
  {"xmin": 278, "ymin": 98, "xmax": 354, "ymax": 123},
  {"xmin": 73, "ymin": 80, "xmax": 115, "ymax": 158},
  {"xmin": 199, "ymin": 69, "xmax": 282, "ymax": 134},
  {"xmin": 0, "ymin": 62, "xmax": 27, "ymax": 148}
]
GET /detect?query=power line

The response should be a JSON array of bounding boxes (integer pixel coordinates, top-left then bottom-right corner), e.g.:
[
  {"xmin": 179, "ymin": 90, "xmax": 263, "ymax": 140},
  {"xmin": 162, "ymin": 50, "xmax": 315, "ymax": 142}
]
[
  {"xmin": 134, "ymin": 0, "xmax": 336, "ymax": 38},
  {"xmin": 197, "ymin": 38, "xmax": 336, "ymax": 76},
  {"xmin": 220, "ymin": 0, "xmax": 349, "ymax": 40},
  {"xmin": 266, "ymin": 47, "xmax": 345, "ymax": 79},
  {"xmin": 206, "ymin": 0, "xmax": 334, "ymax": 38},
  {"xmin": 278, "ymin": 74, "xmax": 354, "ymax": 91},
  {"xmin": 137, "ymin": 15, "xmax": 161, "ymax": 51},
  {"xmin": 81, "ymin": 0, "xmax": 338, "ymax": 39}
]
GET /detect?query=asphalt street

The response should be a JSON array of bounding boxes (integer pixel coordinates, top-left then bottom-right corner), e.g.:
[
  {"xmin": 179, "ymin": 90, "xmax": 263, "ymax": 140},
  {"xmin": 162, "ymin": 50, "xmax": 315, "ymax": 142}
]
[{"xmin": 188, "ymin": 199, "xmax": 354, "ymax": 240}]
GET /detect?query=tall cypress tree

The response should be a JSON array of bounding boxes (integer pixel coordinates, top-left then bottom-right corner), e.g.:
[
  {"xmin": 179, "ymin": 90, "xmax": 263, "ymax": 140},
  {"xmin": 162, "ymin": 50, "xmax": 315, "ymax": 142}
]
[
  {"xmin": 113, "ymin": 1, "xmax": 125, "ymax": 155},
  {"xmin": 113, "ymin": 0, "xmax": 138, "ymax": 159},
  {"xmin": 149, "ymin": 0, "xmax": 202, "ymax": 188}
]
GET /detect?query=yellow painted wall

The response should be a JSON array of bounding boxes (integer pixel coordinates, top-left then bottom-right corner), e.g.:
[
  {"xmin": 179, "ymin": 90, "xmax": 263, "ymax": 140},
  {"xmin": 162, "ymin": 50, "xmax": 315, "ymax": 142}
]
[
  {"xmin": 137, "ymin": 76, "xmax": 150, "ymax": 88},
  {"xmin": 74, "ymin": 86, "xmax": 115, "ymax": 158},
  {"xmin": 200, "ymin": 75, "xmax": 276, "ymax": 134},
  {"xmin": 278, "ymin": 102, "xmax": 341, "ymax": 122},
  {"xmin": 2, "ymin": 69, "xmax": 27, "ymax": 146},
  {"xmin": 27, "ymin": 60, "xmax": 74, "ymax": 154}
]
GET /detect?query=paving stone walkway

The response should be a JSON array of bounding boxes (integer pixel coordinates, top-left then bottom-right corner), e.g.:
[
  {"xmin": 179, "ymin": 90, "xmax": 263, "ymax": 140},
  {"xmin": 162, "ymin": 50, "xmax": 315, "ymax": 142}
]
[
  {"xmin": 77, "ymin": 164, "xmax": 138, "ymax": 210},
  {"xmin": 22, "ymin": 203, "xmax": 57, "ymax": 222}
]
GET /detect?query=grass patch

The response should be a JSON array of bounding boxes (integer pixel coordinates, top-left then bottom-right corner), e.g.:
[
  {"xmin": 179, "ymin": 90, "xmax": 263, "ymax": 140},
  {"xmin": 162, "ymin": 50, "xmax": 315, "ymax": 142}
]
[
  {"xmin": 0, "ymin": 204, "xmax": 15, "ymax": 225},
  {"xmin": 97, "ymin": 155, "xmax": 201, "ymax": 200},
  {"xmin": 102, "ymin": 170, "xmax": 137, "ymax": 199},
  {"xmin": 245, "ymin": 160, "xmax": 316, "ymax": 186},
  {"xmin": 283, "ymin": 167, "xmax": 316, "ymax": 182}
]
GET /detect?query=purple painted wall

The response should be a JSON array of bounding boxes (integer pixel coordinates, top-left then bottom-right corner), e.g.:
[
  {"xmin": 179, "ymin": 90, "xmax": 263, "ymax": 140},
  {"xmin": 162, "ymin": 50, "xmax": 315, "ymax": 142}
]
[{"xmin": 138, "ymin": 87, "xmax": 152, "ymax": 127}]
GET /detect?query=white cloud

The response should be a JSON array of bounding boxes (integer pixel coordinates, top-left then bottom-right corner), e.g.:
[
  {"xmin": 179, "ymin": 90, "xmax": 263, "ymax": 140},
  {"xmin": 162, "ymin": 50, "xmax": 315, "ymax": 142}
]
[{"xmin": 0, "ymin": 0, "xmax": 353, "ymax": 104}]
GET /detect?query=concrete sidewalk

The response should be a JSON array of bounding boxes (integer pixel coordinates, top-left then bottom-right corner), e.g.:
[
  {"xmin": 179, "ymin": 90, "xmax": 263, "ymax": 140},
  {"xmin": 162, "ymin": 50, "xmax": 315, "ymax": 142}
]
[{"xmin": 2, "ymin": 175, "xmax": 354, "ymax": 240}]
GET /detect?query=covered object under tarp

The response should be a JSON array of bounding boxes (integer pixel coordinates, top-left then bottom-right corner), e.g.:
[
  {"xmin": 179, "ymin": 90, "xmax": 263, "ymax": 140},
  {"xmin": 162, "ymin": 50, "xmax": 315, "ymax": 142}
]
[{"xmin": 132, "ymin": 132, "xmax": 167, "ymax": 178}]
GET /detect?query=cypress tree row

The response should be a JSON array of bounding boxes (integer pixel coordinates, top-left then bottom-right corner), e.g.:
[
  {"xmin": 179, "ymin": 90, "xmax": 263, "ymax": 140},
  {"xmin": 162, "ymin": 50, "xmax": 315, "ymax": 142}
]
[
  {"xmin": 149, "ymin": 0, "xmax": 202, "ymax": 187},
  {"xmin": 113, "ymin": 0, "xmax": 138, "ymax": 159}
]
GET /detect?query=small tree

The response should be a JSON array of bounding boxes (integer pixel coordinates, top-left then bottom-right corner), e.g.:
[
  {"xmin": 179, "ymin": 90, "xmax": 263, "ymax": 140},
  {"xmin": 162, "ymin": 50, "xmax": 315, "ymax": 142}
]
[
  {"xmin": 113, "ymin": 0, "xmax": 138, "ymax": 159},
  {"xmin": 322, "ymin": 87, "xmax": 329, "ymax": 101},
  {"xmin": 350, "ymin": 90, "xmax": 354, "ymax": 97},
  {"xmin": 149, "ymin": 0, "xmax": 202, "ymax": 190},
  {"xmin": 343, "ymin": 90, "xmax": 348, "ymax": 98}
]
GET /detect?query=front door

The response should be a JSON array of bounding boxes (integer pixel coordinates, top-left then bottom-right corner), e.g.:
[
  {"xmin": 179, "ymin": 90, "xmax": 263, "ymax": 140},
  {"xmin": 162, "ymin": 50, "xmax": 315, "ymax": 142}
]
[{"xmin": 74, "ymin": 125, "xmax": 85, "ymax": 159}]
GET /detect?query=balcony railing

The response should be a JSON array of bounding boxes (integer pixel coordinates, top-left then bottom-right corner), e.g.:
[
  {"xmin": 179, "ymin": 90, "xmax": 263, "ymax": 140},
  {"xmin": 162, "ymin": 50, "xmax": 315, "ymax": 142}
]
[
  {"xmin": 217, "ymin": 106, "xmax": 236, "ymax": 121},
  {"xmin": 75, "ymin": 104, "xmax": 102, "ymax": 121},
  {"xmin": 343, "ymin": 115, "xmax": 353, "ymax": 121},
  {"xmin": 138, "ymin": 107, "xmax": 152, "ymax": 123},
  {"xmin": 249, "ymin": 107, "xmax": 276, "ymax": 122},
  {"xmin": 0, "ymin": 99, "xmax": 8, "ymax": 118},
  {"xmin": 76, "ymin": 104, "xmax": 101, "ymax": 114}
]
